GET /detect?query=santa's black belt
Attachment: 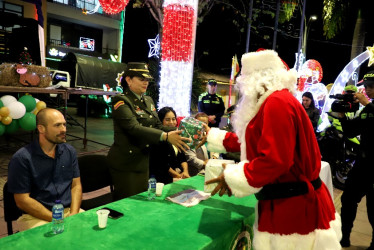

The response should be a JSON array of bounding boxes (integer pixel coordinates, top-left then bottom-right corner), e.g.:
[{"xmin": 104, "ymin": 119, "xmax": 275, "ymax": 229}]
[{"xmin": 255, "ymin": 177, "xmax": 322, "ymax": 200}]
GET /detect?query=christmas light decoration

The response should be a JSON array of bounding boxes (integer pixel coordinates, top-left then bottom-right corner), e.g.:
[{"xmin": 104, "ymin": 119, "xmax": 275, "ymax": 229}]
[
  {"xmin": 158, "ymin": 0, "xmax": 198, "ymax": 116},
  {"xmin": 293, "ymin": 50, "xmax": 305, "ymax": 74},
  {"xmin": 116, "ymin": 71, "xmax": 124, "ymax": 86},
  {"xmin": 84, "ymin": 1, "xmax": 101, "ymax": 15},
  {"xmin": 19, "ymin": 47, "xmax": 33, "ymax": 65},
  {"xmin": 102, "ymin": 84, "xmax": 113, "ymax": 103},
  {"xmin": 99, "ymin": 0, "xmax": 128, "ymax": 14},
  {"xmin": 322, "ymin": 50, "xmax": 370, "ymax": 115},
  {"xmin": 317, "ymin": 50, "xmax": 370, "ymax": 132},
  {"xmin": 148, "ymin": 34, "xmax": 160, "ymax": 58},
  {"xmin": 367, "ymin": 44, "xmax": 374, "ymax": 67},
  {"xmin": 297, "ymin": 59, "xmax": 323, "ymax": 92}
]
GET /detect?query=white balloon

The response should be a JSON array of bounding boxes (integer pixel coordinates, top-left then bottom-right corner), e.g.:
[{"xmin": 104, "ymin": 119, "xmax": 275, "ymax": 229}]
[
  {"xmin": 8, "ymin": 101, "xmax": 26, "ymax": 119},
  {"xmin": 0, "ymin": 95, "xmax": 17, "ymax": 106},
  {"xmin": 31, "ymin": 98, "xmax": 40, "ymax": 113}
]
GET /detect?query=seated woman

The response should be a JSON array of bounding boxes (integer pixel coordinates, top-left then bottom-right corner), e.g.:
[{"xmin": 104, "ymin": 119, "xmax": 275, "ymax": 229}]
[
  {"xmin": 185, "ymin": 112, "xmax": 210, "ymax": 176},
  {"xmin": 149, "ymin": 107, "xmax": 190, "ymax": 184},
  {"xmin": 302, "ymin": 92, "xmax": 320, "ymax": 132}
]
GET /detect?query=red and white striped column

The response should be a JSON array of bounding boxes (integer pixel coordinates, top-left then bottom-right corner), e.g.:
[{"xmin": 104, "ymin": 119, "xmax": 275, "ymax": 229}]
[{"xmin": 158, "ymin": 0, "xmax": 198, "ymax": 116}]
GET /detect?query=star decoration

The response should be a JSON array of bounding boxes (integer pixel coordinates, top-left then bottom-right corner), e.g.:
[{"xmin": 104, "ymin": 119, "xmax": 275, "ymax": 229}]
[
  {"xmin": 367, "ymin": 45, "xmax": 374, "ymax": 67},
  {"xmin": 148, "ymin": 34, "xmax": 160, "ymax": 58},
  {"xmin": 116, "ymin": 71, "xmax": 124, "ymax": 86}
]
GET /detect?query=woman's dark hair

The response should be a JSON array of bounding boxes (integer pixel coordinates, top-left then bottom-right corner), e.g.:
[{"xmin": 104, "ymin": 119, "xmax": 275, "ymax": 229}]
[
  {"xmin": 120, "ymin": 75, "xmax": 131, "ymax": 89},
  {"xmin": 302, "ymin": 91, "xmax": 316, "ymax": 109},
  {"xmin": 158, "ymin": 107, "xmax": 177, "ymax": 122}
]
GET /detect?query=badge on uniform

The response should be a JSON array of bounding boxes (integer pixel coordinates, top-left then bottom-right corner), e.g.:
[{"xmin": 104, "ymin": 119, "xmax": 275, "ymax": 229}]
[
  {"xmin": 134, "ymin": 105, "xmax": 146, "ymax": 115},
  {"xmin": 151, "ymin": 104, "xmax": 156, "ymax": 111},
  {"xmin": 114, "ymin": 101, "xmax": 124, "ymax": 110}
]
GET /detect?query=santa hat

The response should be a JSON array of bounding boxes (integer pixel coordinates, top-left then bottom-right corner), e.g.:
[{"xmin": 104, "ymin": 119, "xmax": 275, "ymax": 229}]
[
  {"xmin": 236, "ymin": 49, "xmax": 297, "ymax": 96},
  {"xmin": 240, "ymin": 49, "xmax": 288, "ymax": 76}
]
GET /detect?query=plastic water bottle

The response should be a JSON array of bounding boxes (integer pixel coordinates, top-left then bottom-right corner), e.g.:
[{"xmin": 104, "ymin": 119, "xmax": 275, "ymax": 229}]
[
  {"xmin": 148, "ymin": 176, "xmax": 157, "ymax": 200},
  {"xmin": 52, "ymin": 200, "xmax": 64, "ymax": 234}
]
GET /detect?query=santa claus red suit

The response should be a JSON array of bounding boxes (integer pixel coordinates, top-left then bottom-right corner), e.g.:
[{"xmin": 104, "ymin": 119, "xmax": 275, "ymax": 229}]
[{"xmin": 206, "ymin": 50, "xmax": 341, "ymax": 249}]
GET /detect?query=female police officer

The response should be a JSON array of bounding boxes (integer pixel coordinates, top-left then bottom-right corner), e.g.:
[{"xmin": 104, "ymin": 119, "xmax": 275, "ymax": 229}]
[{"xmin": 107, "ymin": 62, "xmax": 189, "ymax": 200}]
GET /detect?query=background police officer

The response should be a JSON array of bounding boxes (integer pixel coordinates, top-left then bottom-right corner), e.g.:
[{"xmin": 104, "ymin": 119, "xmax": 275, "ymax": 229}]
[{"xmin": 198, "ymin": 79, "xmax": 225, "ymax": 127}]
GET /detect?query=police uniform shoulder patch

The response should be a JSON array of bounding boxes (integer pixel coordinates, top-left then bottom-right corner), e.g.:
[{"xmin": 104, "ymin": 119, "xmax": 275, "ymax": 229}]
[
  {"xmin": 114, "ymin": 100, "xmax": 124, "ymax": 110},
  {"xmin": 198, "ymin": 92, "xmax": 208, "ymax": 101}
]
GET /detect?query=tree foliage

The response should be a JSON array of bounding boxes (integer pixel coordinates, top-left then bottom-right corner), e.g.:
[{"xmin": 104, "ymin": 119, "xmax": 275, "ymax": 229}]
[{"xmin": 322, "ymin": 0, "xmax": 348, "ymax": 39}]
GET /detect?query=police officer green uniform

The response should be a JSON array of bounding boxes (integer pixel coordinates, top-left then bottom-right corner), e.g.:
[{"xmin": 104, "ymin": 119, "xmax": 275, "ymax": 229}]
[
  {"xmin": 107, "ymin": 63, "xmax": 174, "ymax": 200},
  {"xmin": 198, "ymin": 79, "xmax": 225, "ymax": 127}
]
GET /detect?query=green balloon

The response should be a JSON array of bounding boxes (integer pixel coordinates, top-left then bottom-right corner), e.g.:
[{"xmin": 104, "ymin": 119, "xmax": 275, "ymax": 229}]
[
  {"xmin": 5, "ymin": 119, "xmax": 19, "ymax": 134},
  {"xmin": 0, "ymin": 123, "xmax": 5, "ymax": 136},
  {"xmin": 18, "ymin": 95, "xmax": 36, "ymax": 113},
  {"xmin": 19, "ymin": 112, "xmax": 36, "ymax": 131},
  {"xmin": 0, "ymin": 99, "xmax": 3, "ymax": 108}
]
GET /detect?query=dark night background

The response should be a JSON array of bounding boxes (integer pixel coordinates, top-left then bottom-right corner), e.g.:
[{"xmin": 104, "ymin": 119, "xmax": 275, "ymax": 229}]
[{"xmin": 122, "ymin": 1, "xmax": 374, "ymax": 85}]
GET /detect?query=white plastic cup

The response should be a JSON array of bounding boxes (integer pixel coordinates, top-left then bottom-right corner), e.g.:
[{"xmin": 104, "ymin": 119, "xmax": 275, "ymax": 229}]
[
  {"xmin": 96, "ymin": 209, "xmax": 110, "ymax": 228},
  {"xmin": 156, "ymin": 182, "xmax": 164, "ymax": 197}
]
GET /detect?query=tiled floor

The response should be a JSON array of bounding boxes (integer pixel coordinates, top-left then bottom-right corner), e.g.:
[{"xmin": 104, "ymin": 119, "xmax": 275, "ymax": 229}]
[{"xmin": 0, "ymin": 108, "xmax": 372, "ymax": 249}]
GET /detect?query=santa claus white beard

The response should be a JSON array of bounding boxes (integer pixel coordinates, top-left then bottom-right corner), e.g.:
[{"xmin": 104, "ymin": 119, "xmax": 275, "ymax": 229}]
[
  {"xmin": 232, "ymin": 71, "xmax": 276, "ymax": 147},
  {"xmin": 231, "ymin": 69, "xmax": 297, "ymax": 160}
]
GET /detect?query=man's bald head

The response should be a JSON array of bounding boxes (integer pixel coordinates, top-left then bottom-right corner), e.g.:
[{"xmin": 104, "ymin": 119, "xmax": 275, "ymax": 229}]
[{"xmin": 36, "ymin": 108, "xmax": 58, "ymax": 127}]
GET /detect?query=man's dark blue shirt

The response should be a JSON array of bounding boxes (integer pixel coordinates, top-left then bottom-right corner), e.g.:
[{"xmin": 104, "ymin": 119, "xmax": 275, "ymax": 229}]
[{"xmin": 8, "ymin": 140, "xmax": 80, "ymax": 210}]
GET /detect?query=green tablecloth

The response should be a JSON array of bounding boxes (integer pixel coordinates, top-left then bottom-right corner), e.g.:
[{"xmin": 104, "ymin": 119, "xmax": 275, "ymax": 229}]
[{"xmin": 0, "ymin": 176, "xmax": 257, "ymax": 250}]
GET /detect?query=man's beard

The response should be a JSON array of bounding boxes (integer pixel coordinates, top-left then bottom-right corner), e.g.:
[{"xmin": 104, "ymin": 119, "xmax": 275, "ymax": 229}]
[{"xmin": 46, "ymin": 133, "xmax": 66, "ymax": 144}]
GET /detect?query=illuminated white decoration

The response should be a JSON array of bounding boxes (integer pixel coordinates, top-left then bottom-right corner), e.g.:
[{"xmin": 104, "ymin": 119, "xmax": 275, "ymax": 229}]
[
  {"xmin": 48, "ymin": 48, "xmax": 66, "ymax": 57},
  {"xmin": 110, "ymin": 54, "xmax": 119, "ymax": 62},
  {"xmin": 158, "ymin": 0, "xmax": 198, "ymax": 116},
  {"xmin": 148, "ymin": 34, "xmax": 160, "ymax": 58},
  {"xmin": 351, "ymin": 72, "xmax": 358, "ymax": 86},
  {"xmin": 367, "ymin": 45, "xmax": 374, "ymax": 67},
  {"xmin": 159, "ymin": 61, "xmax": 193, "ymax": 116},
  {"xmin": 321, "ymin": 50, "xmax": 369, "ymax": 114},
  {"xmin": 318, "ymin": 50, "xmax": 370, "ymax": 132},
  {"xmin": 85, "ymin": 1, "xmax": 101, "ymax": 14},
  {"xmin": 293, "ymin": 50, "xmax": 305, "ymax": 75}
]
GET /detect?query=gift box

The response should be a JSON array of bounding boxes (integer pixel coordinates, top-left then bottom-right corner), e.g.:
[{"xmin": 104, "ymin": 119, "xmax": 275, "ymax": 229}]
[
  {"xmin": 204, "ymin": 159, "xmax": 235, "ymax": 193},
  {"xmin": 178, "ymin": 117, "xmax": 205, "ymax": 150}
]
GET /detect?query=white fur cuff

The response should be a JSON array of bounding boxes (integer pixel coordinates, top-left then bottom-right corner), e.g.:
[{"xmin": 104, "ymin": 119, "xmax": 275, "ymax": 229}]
[
  {"xmin": 206, "ymin": 128, "xmax": 227, "ymax": 153},
  {"xmin": 224, "ymin": 161, "xmax": 262, "ymax": 198}
]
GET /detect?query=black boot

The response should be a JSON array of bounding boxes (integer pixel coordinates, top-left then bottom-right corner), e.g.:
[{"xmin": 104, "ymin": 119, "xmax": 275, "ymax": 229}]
[{"xmin": 340, "ymin": 237, "xmax": 351, "ymax": 248}]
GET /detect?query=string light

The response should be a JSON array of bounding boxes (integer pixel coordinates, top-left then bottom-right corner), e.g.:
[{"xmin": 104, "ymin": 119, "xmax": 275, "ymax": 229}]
[{"xmin": 158, "ymin": 1, "xmax": 198, "ymax": 116}]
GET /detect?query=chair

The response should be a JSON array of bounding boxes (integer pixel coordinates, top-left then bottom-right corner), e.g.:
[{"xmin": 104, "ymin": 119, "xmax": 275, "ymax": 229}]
[
  {"xmin": 78, "ymin": 154, "xmax": 114, "ymax": 210},
  {"xmin": 3, "ymin": 182, "xmax": 22, "ymax": 235}
]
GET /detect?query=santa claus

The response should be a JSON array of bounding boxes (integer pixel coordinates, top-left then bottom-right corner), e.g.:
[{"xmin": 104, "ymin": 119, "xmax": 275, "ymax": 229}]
[{"xmin": 205, "ymin": 50, "xmax": 341, "ymax": 249}]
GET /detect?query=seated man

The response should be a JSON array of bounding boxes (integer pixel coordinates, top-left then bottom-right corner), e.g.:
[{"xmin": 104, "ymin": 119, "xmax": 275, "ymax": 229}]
[{"xmin": 8, "ymin": 108, "xmax": 83, "ymax": 231}]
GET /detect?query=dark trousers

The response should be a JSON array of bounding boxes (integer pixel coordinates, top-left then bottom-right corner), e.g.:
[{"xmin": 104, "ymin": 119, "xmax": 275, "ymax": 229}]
[{"xmin": 341, "ymin": 158, "xmax": 374, "ymax": 241}]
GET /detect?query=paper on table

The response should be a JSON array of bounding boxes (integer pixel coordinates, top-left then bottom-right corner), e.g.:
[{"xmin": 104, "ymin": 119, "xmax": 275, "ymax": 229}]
[
  {"xmin": 166, "ymin": 189, "xmax": 211, "ymax": 207},
  {"xmin": 204, "ymin": 159, "xmax": 235, "ymax": 193}
]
